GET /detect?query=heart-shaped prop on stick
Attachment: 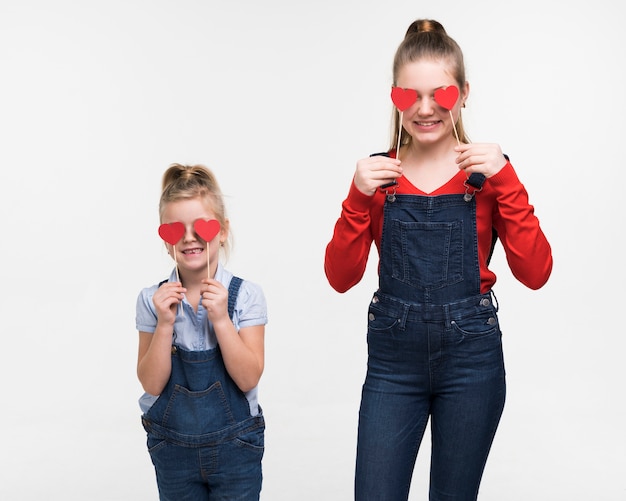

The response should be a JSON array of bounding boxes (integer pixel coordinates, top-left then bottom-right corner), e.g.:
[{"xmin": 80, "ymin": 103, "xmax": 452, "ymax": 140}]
[
  {"xmin": 391, "ymin": 87, "xmax": 418, "ymax": 111},
  {"xmin": 193, "ymin": 219, "xmax": 221, "ymax": 242},
  {"xmin": 158, "ymin": 221, "xmax": 186, "ymax": 316},
  {"xmin": 434, "ymin": 85, "xmax": 461, "ymax": 145},
  {"xmin": 433, "ymin": 85, "xmax": 459, "ymax": 110},
  {"xmin": 390, "ymin": 87, "xmax": 419, "ymax": 161},
  {"xmin": 158, "ymin": 222, "xmax": 185, "ymax": 245},
  {"xmin": 193, "ymin": 219, "xmax": 221, "ymax": 279}
]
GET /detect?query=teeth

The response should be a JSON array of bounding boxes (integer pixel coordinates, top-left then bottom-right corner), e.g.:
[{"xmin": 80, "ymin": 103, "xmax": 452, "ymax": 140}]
[{"xmin": 182, "ymin": 249, "xmax": 202, "ymax": 254}]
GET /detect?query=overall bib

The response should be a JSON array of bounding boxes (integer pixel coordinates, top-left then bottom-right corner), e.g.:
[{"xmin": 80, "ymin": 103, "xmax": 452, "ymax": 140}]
[
  {"xmin": 142, "ymin": 277, "xmax": 265, "ymax": 501},
  {"xmin": 355, "ymin": 190, "xmax": 506, "ymax": 501}
]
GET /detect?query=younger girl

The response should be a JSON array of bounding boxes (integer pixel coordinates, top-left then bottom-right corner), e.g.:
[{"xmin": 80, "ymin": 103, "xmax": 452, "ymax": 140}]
[
  {"xmin": 136, "ymin": 163, "xmax": 267, "ymax": 500},
  {"xmin": 324, "ymin": 19, "xmax": 552, "ymax": 500}
]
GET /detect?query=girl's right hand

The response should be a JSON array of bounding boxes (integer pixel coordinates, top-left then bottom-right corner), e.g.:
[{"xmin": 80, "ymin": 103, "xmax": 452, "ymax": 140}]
[
  {"xmin": 354, "ymin": 156, "xmax": 402, "ymax": 196},
  {"xmin": 152, "ymin": 282, "xmax": 186, "ymax": 326}
]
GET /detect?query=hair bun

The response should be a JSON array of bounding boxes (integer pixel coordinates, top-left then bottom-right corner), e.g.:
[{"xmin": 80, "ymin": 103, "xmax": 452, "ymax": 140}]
[{"xmin": 405, "ymin": 19, "xmax": 446, "ymax": 38}]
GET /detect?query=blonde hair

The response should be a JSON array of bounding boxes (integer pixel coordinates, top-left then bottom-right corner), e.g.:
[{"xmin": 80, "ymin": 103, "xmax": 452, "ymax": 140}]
[
  {"xmin": 390, "ymin": 19, "xmax": 469, "ymax": 150},
  {"xmin": 159, "ymin": 163, "xmax": 231, "ymax": 258}
]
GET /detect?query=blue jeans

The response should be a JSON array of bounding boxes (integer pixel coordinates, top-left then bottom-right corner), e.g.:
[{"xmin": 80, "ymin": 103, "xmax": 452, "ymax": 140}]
[
  {"xmin": 146, "ymin": 416, "xmax": 264, "ymax": 500},
  {"xmin": 355, "ymin": 293, "xmax": 506, "ymax": 501}
]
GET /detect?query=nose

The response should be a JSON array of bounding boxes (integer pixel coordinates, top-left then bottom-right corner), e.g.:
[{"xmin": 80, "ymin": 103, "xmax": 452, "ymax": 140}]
[
  {"xmin": 416, "ymin": 96, "xmax": 435, "ymax": 115},
  {"xmin": 182, "ymin": 224, "xmax": 198, "ymax": 243}
]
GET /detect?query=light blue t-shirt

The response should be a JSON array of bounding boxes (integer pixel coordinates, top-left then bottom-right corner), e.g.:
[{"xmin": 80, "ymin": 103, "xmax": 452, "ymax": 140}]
[{"xmin": 135, "ymin": 263, "xmax": 267, "ymax": 415}]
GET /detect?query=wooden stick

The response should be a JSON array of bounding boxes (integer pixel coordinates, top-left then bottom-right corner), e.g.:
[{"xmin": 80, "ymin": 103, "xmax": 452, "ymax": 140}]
[
  {"xmin": 396, "ymin": 111, "xmax": 403, "ymax": 160},
  {"xmin": 450, "ymin": 110, "xmax": 460, "ymax": 146},
  {"xmin": 174, "ymin": 248, "xmax": 184, "ymax": 318}
]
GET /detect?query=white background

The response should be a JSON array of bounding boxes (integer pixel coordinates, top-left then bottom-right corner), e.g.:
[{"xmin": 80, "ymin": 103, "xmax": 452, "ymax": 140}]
[{"xmin": 1, "ymin": 1, "xmax": 624, "ymax": 500}]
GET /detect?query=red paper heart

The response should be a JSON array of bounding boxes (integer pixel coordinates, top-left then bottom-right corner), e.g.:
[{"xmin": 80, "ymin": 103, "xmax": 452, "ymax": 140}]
[
  {"xmin": 434, "ymin": 85, "xmax": 459, "ymax": 110},
  {"xmin": 193, "ymin": 219, "xmax": 221, "ymax": 242},
  {"xmin": 158, "ymin": 222, "xmax": 185, "ymax": 245},
  {"xmin": 391, "ymin": 87, "xmax": 418, "ymax": 111}
]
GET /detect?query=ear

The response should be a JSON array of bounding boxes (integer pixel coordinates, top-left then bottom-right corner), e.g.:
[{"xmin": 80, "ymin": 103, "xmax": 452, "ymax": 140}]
[
  {"xmin": 220, "ymin": 219, "xmax": 230, "ymax": 244},
  {"xmin": 461, "ymin": 81, "xmax": 470, "ymax": 105}
]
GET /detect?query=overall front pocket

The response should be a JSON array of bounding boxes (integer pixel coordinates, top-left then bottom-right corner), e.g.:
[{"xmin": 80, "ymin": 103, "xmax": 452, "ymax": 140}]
[{"xmin": 390, "ymin": 219, "xmax": 464, "ymax": 290}]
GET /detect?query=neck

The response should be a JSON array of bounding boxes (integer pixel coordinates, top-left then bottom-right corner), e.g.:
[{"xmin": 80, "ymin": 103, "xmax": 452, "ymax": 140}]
[
  {"xmin": 178, "ymin": 263, "xmax": 215, "ymax": 288},
  {"xmin": 398, "ymin": 138, "xmax": 464, "ymax": 194},
  {"xmin": 401, "ymin": 138, "xmax": 460, "ymax": 169}
]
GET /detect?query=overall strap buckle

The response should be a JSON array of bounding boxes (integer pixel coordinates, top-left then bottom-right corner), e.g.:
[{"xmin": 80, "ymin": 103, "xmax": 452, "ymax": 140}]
[{"xmin": 463, "ymin": 172, "xmax": 486, "ymax": 201}]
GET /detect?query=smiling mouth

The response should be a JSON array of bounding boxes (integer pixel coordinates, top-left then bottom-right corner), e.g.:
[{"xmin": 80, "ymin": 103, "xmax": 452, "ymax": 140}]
[
  {"xmin": 182, "ymin": 248, "xmax": 203, "ymax": 255},
  {"xmin": 415, "ymin": 120, "xmax": 441, "ymax": 126}
]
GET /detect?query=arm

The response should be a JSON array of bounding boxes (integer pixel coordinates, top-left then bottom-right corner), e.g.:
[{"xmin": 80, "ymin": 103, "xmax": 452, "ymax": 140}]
[
  {"xmin": 324, "ymin": 182, "xmax": 374, "ymax": 292},
  {"xmin": 202, "ymin": 279, "xmax": 265, "ymax": 392},
  {"xmin": 454, "ymin": 143, "xmax": 552, "ymax": 290},
  {"xmin": 490, "ymin": 163, "xmax": 553, "ymax": 290},
  {"xmin": 136, "ymin": 281, "xmax": 185, "ymax": 395},
  {"xmin": 325, "ymin": 155, "xmax": 402, "ymax": 293}
]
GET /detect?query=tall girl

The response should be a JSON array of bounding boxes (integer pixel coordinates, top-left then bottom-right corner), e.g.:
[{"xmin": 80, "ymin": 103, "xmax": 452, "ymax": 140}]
[{"xmin": 324, "ymin": 19, "xmax": 552, "ymax": 501}]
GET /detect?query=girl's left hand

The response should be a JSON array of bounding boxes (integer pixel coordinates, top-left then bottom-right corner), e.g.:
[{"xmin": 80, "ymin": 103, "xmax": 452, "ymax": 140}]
[
  {"xmin": 200, "ymin": 279, "xmax": 228, "ymax": 323},
  {"xmin": 454, "ymin": 143, "xmax": 507, "ymax": 178}
]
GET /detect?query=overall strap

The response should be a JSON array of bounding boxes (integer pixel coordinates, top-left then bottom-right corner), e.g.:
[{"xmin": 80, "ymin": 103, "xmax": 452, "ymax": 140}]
[
  {"xmin": 464, "ymin": 154, "xmax": 511, "ymax": 265},
  {"xmin": 465, "ymin": 172, "xmax": 487, "ymax": 189},
  {"xmin": 463, "ymin": 153, "xmax": 510, "ymax": 202},
  {"xmin": 227, "ymin": 276, "xmax": 243, "ymax": 321},
  {"xmin": 464, "ymin": 172, "xmax": 500, "ymax": 266}
]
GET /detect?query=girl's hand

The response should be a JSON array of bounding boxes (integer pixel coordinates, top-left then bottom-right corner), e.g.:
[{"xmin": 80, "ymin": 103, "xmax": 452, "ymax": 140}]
[
  {"xmin": 454, "ymin": 143, "xmax": 507, "ymax": 178},
  {"xmin": 201, "ymin": 279, "xmax": 229, "ymax": 324},
  {"xmin": 152, "ymin": 282, "xmax": 186, "ymax": 326},
  {"xmin": 354, "ymin": 156, "xmax": 402, "ymax": 196}
]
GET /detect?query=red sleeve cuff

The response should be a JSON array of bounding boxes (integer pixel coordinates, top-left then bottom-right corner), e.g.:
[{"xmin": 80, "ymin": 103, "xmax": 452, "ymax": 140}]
[
  {"xmin": 346, "ymin": 180, "xmax": 377, "ymax": 212},
  {"xmin": 487, "ymin": 161, "xmax": 519, "ymax": 189}
]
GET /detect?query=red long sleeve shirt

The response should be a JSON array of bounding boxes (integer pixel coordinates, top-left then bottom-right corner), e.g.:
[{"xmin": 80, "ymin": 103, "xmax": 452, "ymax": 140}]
[{"xmin": 324, "ymin": 161, "xmax": 552, "ymax": 294}]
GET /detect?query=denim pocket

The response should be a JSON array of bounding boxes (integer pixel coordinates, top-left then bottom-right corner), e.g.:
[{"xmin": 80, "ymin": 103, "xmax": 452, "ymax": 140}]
[
  {"xmin": 147, "ymin": 435, "xmax": 168, "ymax": 454},
  {"xmin": 367, "ymin": 304, "xmax": 399, "ymax": 333},
  {"xmin": 390, "ymin": 218, "xmax": 463, "ymax": 290},
  {"xmin": 234, "ymin": 424, "xmax": 265, "ymax": 452},
  {"xmin": 450, "ymin": 310, "xmax": 499, "ymax": 341},
  {"xmin": 162, "ymin": 381, "xmax": 235, "ymax": 433}
]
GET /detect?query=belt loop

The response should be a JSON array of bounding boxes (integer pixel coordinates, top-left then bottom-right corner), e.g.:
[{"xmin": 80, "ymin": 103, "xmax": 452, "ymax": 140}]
[
  {"xmin": 443, "ymin": 303, "xmax": 451, "ymax": 327},
  {"xmin": 398, "ymin": 303, "xmax": 410, "ymax": 330},
  {"xmin": 490, "ymin": 290, "xmax": 499, "ymax": 312}
]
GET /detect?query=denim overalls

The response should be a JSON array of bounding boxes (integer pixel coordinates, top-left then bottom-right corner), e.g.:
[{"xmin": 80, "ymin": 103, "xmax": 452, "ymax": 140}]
[
  {"xmin": 142, "ymin": 277, "xmax": 265, "ymax": 501},
  {"xmin": 355, "ymin": 185, "xmax": 506, "ymax": 501}
]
